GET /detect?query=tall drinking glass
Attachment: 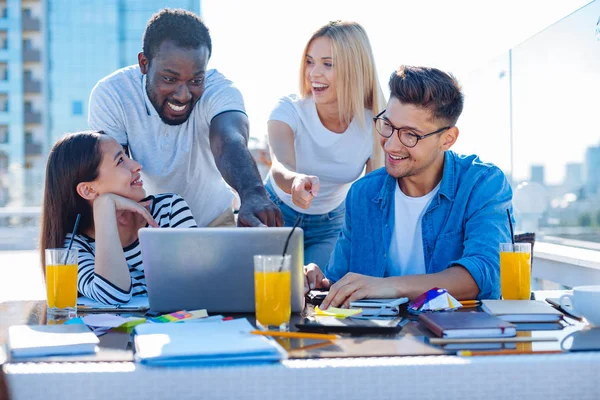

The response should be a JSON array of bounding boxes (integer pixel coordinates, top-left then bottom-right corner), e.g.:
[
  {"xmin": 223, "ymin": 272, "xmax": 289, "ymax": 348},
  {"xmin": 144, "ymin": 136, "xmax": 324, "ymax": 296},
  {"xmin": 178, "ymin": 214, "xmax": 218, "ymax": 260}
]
[
  {"xmin": 500, "ymin": 243, "xmax": 531, "ymax": 300},
  {"xmin": 254, "ymin": 254, "xmax": 291, "ymax": 331},
  {"xmin": 45, "ymin": 248, "xmax": 78, "ymax": 318}
]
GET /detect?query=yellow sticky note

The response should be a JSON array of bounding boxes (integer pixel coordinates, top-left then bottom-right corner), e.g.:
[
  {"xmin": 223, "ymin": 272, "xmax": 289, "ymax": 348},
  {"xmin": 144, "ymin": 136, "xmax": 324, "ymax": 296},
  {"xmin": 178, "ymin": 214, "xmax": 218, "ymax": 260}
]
[
  {"xmin": 186, "ymin": 309, "xmax": 208, "ymax": 320},
  {"xmin": 117, "ymin": 317, "xmax": 146, "ymax": 329},
  {"xmin": 315, "ymin": 306, "xmax": 362, "ymax": 319}
]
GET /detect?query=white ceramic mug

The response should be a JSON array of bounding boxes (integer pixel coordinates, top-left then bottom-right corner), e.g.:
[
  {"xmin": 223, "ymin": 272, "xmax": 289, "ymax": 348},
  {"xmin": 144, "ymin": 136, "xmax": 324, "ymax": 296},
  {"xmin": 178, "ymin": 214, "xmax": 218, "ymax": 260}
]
[{"xmin": 560, "ymin": 286, "xmax": 600, "ymax": 326}]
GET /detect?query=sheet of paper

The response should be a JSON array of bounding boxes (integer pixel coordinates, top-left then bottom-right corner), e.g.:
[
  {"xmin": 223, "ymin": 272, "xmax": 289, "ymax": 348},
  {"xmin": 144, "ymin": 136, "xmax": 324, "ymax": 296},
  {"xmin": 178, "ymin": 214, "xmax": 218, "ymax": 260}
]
[{"xmin": 81, "ymin": 314, "xmax": 146, "ymax": 329}]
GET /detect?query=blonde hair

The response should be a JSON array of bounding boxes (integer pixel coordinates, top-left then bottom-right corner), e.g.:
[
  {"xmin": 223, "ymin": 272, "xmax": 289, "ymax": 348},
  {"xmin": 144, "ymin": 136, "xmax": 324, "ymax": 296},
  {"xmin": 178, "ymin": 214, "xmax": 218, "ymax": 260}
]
[{"xmin": 299, "ymin": 21, "xmax": 386, "ymax": 168}]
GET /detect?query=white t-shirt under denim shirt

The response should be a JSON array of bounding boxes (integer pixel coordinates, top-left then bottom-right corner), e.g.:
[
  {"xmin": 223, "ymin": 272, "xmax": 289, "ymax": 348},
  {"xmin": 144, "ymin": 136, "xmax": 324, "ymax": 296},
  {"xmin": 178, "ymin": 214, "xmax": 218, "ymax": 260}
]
[
  {"xmin": 88, "ymin": 65, "xmax": 245, "ymax": 227},
  {"xmin": 386, "ymin": 183, "xmax": 440, "ymax": 277},
  {"xmin": 267, "ymin": 94, "xmax": 373, "ymax": 215}
]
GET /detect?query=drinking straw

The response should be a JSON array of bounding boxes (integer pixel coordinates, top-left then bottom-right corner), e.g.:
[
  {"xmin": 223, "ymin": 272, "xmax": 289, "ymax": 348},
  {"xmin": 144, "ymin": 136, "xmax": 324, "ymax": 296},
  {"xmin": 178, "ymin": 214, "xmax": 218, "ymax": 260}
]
[
  {"xmin": 62, "ymin": 213, "xmax": 81, "ymax": 264},
  {"xmin": 506, "ymin": 209, "xmax": 515, "ymax": 247},
  {"xmin": 280, "ymin": 216, "xmax": 302, "ymax": 271}
]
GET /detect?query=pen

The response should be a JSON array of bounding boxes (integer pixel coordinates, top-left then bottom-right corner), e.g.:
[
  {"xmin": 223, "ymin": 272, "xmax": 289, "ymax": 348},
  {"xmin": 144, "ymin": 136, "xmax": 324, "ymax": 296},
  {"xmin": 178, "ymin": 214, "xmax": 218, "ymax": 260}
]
[
  {"xmin": 458, "ymin": 349, "xmax": 563, "ymax": 357},
  {"xmin": 250, "ymin": 330, "xmax": 338, "ymax": 341}
]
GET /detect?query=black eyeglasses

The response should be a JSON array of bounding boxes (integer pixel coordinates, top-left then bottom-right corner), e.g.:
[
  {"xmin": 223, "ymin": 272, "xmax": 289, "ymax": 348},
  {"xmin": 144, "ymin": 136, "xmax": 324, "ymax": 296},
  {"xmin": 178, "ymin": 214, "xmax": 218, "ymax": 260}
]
[{"xmin": 373, "ymin": 110, "xmax": 452, "ymax": 148}]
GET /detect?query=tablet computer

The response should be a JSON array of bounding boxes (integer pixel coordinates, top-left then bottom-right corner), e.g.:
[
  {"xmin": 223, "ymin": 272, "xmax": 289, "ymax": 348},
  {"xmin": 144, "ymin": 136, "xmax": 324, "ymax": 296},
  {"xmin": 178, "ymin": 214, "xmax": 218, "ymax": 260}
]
[{"xmin": 295, "ymin": 316, "xmax": 404, "ymax": 335}]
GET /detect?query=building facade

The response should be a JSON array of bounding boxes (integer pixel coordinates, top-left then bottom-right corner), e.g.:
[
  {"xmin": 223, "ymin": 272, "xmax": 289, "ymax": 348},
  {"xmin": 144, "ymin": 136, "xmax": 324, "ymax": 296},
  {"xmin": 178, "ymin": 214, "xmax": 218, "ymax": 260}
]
[
  {"xmin": 0, "ymin": 0, "xmax": 201, "ymax": 207},
  {"xmin": 0, "ymin": 0, "xmax": 44, "ymax": 207}
]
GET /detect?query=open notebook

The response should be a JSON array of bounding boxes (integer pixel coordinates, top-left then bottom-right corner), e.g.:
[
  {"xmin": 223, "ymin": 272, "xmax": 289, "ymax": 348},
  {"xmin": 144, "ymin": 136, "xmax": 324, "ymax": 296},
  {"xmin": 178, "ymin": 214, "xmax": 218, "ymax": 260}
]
[{"xmin": 133, "ymin": 318, "xmax": 287, "ymax": 366}]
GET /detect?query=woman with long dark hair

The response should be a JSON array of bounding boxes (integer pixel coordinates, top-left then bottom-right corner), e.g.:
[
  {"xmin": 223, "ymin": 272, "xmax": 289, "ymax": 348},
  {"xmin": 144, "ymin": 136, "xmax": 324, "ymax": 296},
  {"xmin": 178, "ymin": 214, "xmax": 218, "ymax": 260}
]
[{"xmin": 40, "ymin": 131, "xmax": 197, "ymax": 304}]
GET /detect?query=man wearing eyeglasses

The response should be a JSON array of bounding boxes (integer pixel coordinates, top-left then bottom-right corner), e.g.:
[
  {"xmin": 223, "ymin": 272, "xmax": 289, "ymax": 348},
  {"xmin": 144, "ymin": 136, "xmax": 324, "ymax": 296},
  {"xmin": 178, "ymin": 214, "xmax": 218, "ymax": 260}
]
[{"xmin": 305, "ymin": 65, "xmax": 513, "ymax": 308}]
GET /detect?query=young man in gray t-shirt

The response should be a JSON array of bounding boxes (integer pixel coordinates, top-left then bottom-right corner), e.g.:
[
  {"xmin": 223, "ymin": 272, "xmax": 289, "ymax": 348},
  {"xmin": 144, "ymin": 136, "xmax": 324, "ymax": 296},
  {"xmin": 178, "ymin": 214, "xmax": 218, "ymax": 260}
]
[{"xmin": 88, "ymin": 8, "xmax": 282, "ymax": 227}]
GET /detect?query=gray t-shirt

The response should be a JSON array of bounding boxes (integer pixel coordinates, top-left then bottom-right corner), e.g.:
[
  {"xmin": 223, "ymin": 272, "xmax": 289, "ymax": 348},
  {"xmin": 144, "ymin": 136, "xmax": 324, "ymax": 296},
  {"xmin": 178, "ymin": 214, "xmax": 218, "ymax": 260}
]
[{"xmin": 88, "ymin": 65, "xmax": 244, "ymax": 227}]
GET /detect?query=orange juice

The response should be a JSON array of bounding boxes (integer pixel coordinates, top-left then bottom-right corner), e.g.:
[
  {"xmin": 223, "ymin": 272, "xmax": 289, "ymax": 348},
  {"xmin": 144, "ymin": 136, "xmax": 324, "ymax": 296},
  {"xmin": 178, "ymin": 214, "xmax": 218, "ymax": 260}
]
[
  {"xmin": 254, "ymin": 270, "xmax": 291, "ymax": 327},
  {"xmin": 500, "ymin": 251, "xmax": 531, "ymax": 300},
  {"xmin": 46, "ymin": 264, "xmax": 78, "ymax": 309}
]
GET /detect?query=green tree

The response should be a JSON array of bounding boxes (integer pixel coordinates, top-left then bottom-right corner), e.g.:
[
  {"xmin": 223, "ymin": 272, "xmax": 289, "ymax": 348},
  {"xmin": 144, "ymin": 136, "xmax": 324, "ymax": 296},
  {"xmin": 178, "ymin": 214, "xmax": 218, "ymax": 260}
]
[{"xmin": 579, "ymin": 212, "xmax": 592, "ymax": 227}]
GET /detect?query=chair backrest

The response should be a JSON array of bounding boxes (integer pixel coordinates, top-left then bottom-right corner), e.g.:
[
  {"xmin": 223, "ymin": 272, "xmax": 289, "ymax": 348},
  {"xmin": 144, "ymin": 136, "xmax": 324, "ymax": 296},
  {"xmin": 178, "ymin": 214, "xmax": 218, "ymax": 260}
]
[{"xmin": 515, "ymin": 232, "xmax": 536, "ymax": 255}]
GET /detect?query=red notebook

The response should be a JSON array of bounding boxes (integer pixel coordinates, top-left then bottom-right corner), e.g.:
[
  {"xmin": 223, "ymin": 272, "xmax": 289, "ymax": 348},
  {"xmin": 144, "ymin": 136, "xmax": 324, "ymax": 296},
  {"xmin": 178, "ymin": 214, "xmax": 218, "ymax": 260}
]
[{"xmin": 419, "ymin": 311, "xmax": 516, "ymax": 338}]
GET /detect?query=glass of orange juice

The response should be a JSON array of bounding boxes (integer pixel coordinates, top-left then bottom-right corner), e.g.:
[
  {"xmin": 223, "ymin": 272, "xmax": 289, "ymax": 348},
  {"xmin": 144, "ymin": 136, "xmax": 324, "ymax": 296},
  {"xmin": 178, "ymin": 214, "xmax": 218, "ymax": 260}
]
[
  {"xmin": 254, "ymin": 254, "xmax": 291, "ymax": 331},
  {"xmin": 500, "ymin": 243, "xmax": 531, "ymax": 300},
  {"xmin": 45, "ymin": 248, "xmax": 78, "ymax": 318}
]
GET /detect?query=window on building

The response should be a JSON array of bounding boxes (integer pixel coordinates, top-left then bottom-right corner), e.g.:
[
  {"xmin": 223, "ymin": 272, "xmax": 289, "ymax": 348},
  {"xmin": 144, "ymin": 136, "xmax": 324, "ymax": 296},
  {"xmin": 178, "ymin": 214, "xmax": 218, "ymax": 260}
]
[
  {"xmin": 0, "ymin": 152, "xmax": 8, "ymax": 171},
  {"xmin": 0, "ymin": 31, "xmax": 7, "ymax": 49},
  {"xmin": 1, "ymin": 6, "xmax": 7, "ymax": 19},
  {"xmin": 24, "ymin": 69, "xmax": 32, "ymax": 81},
  {"xmin": 72, "ymin": 100, "xmax": 83, "ymax": 115},
  {"xmin": 0, "ymin": 63, "xmax": 7, "ymax": 80},
  {"xmin": 22, "ymin": 38, "xmax": 32, "ymax": 49},
  {"xmin": 0, "ymin": 94, "xmax": 7, "ymax": 112},
  {"xmin": 22, "ymin": 8, "xmax": 32, "ymax": 18},
  {"xmin": 24, "ymin": 100, "xmax": 32, "ymax": 112},
  {"xmin": 24, "ymin": 131, "xmax": 33, "ymax": 144},
  {"xmin": 0, "ymin": 126, "xmax": 8, "ymax": 144}
]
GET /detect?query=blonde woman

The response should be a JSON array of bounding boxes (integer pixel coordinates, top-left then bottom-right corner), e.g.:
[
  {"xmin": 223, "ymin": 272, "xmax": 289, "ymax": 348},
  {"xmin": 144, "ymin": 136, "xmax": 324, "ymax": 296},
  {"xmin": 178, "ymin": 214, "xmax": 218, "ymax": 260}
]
[{"xmin": 266, "ymin": 21, "xmax": 385, "ymax": 268}]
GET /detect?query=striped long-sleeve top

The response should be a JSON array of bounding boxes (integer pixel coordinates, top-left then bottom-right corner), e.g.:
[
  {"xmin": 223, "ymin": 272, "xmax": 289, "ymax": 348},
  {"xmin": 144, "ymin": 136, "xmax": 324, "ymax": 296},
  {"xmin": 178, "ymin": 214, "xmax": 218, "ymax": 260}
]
[{"xmin": 64, "ymin": 193, "xmax": 198, "ymax": 305}]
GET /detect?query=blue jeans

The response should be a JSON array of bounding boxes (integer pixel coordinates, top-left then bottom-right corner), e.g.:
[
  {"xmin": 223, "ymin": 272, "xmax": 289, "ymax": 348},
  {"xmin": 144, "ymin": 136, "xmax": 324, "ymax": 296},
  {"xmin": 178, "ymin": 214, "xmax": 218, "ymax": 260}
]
[{"xmin": 265, "ymin": 180, "xmax": 345, "ymax": 268}]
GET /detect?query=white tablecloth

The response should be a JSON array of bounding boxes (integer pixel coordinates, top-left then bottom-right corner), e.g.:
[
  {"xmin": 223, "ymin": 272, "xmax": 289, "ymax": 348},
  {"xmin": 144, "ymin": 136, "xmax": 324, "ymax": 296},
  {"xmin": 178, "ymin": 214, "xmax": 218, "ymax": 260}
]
[{"xmin": 5, "ymin": 352, "xmax": 600, "ymax": 400}]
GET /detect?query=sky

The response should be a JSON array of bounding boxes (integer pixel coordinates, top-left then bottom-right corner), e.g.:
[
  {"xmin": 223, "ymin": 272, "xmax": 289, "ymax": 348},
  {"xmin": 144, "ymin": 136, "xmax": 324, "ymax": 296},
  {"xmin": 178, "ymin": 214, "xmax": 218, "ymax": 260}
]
[{"xmin": 201, "ymin": 0, "xmax": 593, "ymax": 182}]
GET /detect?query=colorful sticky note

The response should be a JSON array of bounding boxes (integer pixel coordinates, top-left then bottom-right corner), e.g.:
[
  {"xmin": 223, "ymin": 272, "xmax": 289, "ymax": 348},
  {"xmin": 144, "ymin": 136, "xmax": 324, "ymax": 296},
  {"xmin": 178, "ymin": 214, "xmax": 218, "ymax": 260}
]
[{"xmin": 148, "ymin": 309, "xmax": 208, "ymax": 323}]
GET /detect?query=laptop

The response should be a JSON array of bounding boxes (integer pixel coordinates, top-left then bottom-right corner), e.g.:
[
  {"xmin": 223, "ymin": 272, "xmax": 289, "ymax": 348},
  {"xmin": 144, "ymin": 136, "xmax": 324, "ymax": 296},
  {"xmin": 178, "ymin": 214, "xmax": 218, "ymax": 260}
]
[{"xmin": 138, "ymin": 227, "xmax": 305, "ymax": 313}]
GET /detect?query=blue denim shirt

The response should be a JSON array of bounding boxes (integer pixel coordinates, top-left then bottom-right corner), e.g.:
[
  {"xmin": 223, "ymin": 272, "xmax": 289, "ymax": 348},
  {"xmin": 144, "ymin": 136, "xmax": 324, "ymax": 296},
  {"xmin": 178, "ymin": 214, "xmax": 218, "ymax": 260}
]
[{"xmin": 323, "ymin": 151, "xmax": 513, "ymax": 299}]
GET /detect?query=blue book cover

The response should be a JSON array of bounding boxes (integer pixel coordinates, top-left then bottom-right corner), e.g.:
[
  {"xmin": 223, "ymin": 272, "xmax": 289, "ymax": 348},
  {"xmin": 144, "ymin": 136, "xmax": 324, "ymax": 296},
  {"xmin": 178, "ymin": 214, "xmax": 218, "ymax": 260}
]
[{"xmin": 133, "ymin": 318, "xmax": 287, "ymax": 366}]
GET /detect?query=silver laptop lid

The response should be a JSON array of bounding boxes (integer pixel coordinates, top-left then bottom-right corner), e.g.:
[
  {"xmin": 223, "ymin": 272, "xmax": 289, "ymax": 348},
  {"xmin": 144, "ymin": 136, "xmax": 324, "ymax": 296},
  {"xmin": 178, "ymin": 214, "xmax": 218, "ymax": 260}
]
[{"xmin": 139, "ymin": 227, "xmax": 305, "ymax": 313}]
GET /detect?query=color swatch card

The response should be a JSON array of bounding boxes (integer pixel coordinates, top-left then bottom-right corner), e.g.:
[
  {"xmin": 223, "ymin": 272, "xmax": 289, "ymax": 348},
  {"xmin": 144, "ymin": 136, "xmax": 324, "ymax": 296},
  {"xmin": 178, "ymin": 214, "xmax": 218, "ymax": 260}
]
[
  {"xmin": 409, "ymin": 288, "xmax": 461, "ymax": 313},
  {"xmin": 148, "ymin": 309, "xmax": 208, "ymax": 323}
]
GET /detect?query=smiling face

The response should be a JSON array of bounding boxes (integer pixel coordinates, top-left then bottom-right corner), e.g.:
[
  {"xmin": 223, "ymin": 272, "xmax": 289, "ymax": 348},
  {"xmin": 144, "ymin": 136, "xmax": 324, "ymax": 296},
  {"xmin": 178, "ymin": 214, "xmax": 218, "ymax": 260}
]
[
  {"xmin": 304, "ymin": 36, "xmax": 337, "ymax": 106},
  {"xmin": 91, "ymin": 137, "xmax": 146, "ymax": 201},
  {"xmin": 140, "ymin": 40, "xmax": 209, "ymax": 126},
  {"xmin": 380, "ymin": 97, "xmax": 457, "ymax": 184}
]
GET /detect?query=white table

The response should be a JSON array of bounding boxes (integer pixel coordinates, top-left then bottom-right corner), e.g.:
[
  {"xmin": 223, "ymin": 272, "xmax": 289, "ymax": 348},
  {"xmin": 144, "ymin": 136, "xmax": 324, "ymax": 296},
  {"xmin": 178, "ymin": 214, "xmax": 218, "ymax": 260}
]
[{"xmin": 4, "ymin": 351, "xmax": 600, "ymax": 400}]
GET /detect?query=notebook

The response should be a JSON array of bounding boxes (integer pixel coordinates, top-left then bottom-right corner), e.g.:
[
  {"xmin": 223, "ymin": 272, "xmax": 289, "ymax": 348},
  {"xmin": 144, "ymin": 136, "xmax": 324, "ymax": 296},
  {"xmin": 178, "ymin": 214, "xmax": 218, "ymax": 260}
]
[
  {"xmin": 8, "ymin": 325, "xmax": 99, "ymax": 358},
  {"xmin": 481, "ymin": 300, "xmax": 564, "ymax": 322},
  {"xmin": 350, "ymin": 297, "xmax": 409, "ymax": 317},
  {"xmin": 419, "ymin": 311, "xmax": 516, "ymax": 338},
  {"xmin": 133, "ymin": 318, "xmax": 287, "ymax": 366}
]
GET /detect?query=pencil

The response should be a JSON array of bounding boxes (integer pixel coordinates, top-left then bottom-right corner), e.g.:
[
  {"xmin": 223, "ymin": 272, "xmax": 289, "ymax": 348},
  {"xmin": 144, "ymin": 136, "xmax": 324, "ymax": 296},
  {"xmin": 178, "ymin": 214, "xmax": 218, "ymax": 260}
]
[
  {"xmin": 459, "ymin": 300, "xmax": 481, "ymax": 306},
  {"xmin": 458, "ymin": 349, "xmax": 563, "ymax": 357},
  {"xmin": 287, "ymin": 341, "xmax": 336, "ymax": 353},
  {"xmin": 250, "ymin": 330, "xmax": 338, "ymax": 341},
  {"xmin": 429, "ymin": 336, "xmax": 558, "ymax": 345}
]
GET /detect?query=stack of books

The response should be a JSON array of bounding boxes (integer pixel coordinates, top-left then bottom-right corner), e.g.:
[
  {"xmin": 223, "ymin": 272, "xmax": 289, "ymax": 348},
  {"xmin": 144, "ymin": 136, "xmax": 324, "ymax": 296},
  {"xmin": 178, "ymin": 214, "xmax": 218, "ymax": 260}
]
[
  {"xmin": 481, "ymin": 300, "xmax": 565, "ymax": 330},
  {"xmin": 419, "ymin": 311, "xmax": 517, "ymax": 339}
]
